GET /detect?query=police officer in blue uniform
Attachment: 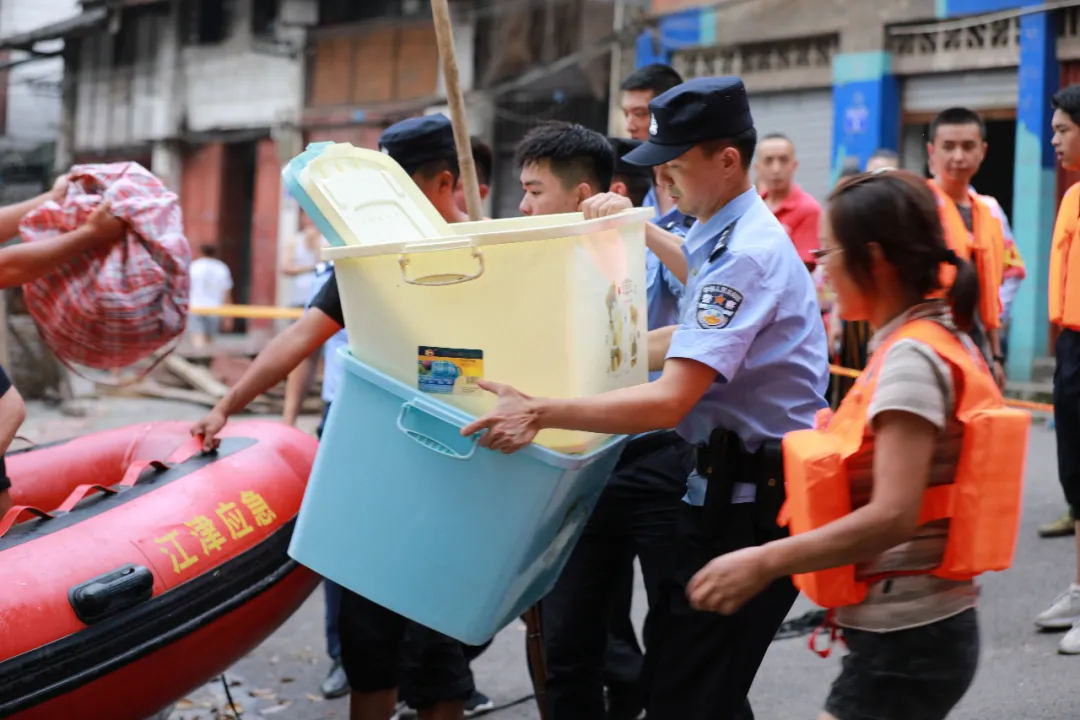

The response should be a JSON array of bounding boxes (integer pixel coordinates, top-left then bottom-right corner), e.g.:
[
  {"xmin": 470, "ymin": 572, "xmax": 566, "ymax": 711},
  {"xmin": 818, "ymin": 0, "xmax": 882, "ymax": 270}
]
[{"xmin": 461, "ymin": 77, "xmax": 828, "ymax": 720}]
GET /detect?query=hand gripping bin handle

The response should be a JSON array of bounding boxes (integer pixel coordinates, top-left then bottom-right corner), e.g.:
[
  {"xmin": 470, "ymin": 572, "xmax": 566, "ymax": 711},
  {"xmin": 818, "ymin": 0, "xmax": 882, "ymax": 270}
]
[{"xmin": 396, "ymin": 397, "xmax": 480, "ymax": 461}]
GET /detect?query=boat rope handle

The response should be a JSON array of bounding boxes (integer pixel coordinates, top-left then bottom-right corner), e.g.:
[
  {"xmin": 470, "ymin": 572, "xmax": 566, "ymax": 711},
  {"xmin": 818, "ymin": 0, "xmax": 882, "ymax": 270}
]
[
  {"xmin": 118, "ymin": 460, "xmax": 171, "ymax": 489},
  {"xmin": 0, "ymin": 505, "xmax": 54, "ymax": 538},
  {"xmin": 118, "ymin": 437, "xmax": 212, "ymax": 489},
  {"xmin": 54, "ymin": 484, "xmax": 119, "ymax": 514}
]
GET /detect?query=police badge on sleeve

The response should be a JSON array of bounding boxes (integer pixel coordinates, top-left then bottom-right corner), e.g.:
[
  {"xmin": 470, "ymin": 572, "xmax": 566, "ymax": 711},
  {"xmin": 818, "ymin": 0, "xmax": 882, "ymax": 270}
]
[{"xmin": 696, "ymin": 284, "xmax": 743, "ymax": 329}]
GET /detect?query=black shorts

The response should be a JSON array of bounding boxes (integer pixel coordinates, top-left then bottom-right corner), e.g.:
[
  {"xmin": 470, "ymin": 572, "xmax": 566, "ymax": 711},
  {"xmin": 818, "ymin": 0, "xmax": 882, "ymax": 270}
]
[
  {"xmin": 825, "ymin": 608, "xmax": 980, "ymax": 720},
  {"xmin": 1054, "ymin": 328, "xmax": 1080, "ymax": 516},
  {"xmin": 337, "ymin": 588, "xmax": 474, "ymax": 709}
]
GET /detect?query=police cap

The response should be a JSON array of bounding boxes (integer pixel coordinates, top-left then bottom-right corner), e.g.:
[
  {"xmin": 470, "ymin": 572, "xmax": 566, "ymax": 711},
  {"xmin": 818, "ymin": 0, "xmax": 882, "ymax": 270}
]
[
  {"xmin": 379, "ymin": 114, "xmax": 458, "ymax": 175},
  {"xmin": 608, "ymin": 137, "xmax": 653, "ymax": 180},
  {"xmin": 622, "ymin": 76, "xmax": 754, "ymax": 167}
]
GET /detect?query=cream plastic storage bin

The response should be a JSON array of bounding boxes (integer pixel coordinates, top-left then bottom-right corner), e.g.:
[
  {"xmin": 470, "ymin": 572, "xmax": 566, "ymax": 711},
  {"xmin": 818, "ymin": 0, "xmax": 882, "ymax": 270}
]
[
  {"xmin": 303, "ymin": 143, "xmax": 653, "ymax": 453},
  {"xmin": 323, "ymin": 213, "xmax": 652, "ymax": 454}
]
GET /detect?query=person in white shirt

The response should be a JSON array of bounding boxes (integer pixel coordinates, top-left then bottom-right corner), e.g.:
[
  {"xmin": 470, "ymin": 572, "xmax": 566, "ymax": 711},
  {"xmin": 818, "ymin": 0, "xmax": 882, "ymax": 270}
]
[
  {"xmin": 188, "ymin": 244, "xmax": 234, "ymax": 350},
  {"xmin": 282, "ymin": 218, "xmax": 322, "ymax": 308}
]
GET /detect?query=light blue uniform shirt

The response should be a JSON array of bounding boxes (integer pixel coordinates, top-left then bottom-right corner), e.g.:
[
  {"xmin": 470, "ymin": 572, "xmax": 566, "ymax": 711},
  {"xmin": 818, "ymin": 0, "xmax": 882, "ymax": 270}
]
[
  {"xmin": 666, "ymin": 187, "xmax": 828, "ymax": 505},
  {"xmin": 306, "ymin": 265, "xmax": 349, "ymax": 404},
  {"xmin": 643, "ymin": 187, "xmax": 690, "ymax": 382}
]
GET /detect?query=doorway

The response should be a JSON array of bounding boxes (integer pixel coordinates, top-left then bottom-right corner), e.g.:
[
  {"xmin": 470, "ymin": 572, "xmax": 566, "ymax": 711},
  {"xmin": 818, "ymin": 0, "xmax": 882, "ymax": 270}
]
[{"xmin": 219, "ymin": 141, "xmax": 256, "ymax": 334}]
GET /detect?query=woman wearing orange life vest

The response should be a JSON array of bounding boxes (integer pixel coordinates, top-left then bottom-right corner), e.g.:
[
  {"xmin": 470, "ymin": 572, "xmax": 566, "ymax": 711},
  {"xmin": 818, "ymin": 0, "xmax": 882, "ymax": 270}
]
[{"xmin": 686, "ymin": 169, "xmax": 1028, "ymax": 720}]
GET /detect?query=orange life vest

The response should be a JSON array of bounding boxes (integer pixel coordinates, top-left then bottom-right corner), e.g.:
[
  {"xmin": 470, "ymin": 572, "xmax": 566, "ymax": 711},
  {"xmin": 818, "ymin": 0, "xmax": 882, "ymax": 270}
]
[
  {"xmin": 1050, "ymin": 183, "xmax": 1080, "ymax": 330},
  {"xmin": 928, "ymin": 181, "xmax": 1004, "ymax": 330},
  {"xmin": 779, "ymin": 318, "xmax": 1029, "ymax": 609}
]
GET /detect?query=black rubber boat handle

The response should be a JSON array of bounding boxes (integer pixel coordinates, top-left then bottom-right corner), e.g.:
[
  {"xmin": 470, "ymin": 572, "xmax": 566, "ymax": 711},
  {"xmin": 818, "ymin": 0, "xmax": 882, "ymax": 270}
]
[{"xmin": 68, "ymin": 564, "xmax": 154, "ymax": 625}]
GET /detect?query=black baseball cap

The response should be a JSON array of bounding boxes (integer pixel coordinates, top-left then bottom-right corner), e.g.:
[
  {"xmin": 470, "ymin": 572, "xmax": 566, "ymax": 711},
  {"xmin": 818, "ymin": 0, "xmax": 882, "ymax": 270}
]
[
  {"xmin": 608, "ymin": 137, "xmax": 653, "ymax": 179},
  {"xmin": 622, "ymin": 76, "xmax": 754, "ymax": 167},
  {"xmin": 379, "ymin": 114, "xmax": 458, "ymax": 175}
]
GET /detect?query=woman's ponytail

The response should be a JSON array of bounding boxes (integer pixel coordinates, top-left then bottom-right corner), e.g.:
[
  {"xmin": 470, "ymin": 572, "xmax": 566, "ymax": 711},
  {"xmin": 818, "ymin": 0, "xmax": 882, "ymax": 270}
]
[{"xmin": 946, "ymin": 250, "xmax": 979, "ymax": 332}]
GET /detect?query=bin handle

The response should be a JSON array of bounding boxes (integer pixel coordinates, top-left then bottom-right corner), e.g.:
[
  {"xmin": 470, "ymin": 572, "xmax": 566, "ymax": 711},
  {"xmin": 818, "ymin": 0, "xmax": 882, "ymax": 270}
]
[
  {"xmin": 396, "ymin": 400, "xmax": 479, "ymax": 461},
  {"xmin": 398, "ymin": 248, "xmax": 485, "ymax": 287}
]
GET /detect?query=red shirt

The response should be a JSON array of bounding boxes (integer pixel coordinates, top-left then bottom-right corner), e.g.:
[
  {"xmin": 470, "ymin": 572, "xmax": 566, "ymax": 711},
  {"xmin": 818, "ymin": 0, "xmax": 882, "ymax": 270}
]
[{"xmin": 761, "ymin": 184, "xmax": 822, "ymax": 267}]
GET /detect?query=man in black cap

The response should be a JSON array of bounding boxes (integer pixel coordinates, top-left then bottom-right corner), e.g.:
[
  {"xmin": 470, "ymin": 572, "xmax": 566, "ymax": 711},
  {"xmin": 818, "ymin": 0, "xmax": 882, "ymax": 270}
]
[
  {"xmin": 380, "ymin": 114, "xmax": 470, "ymax": 224},
  {"xmin": 192, "ymin": 113, "xmax": 490, "ymax": 720},
  {"xmin": 463, "ymin": 77, "xmax": 829, "ymax": 719}
]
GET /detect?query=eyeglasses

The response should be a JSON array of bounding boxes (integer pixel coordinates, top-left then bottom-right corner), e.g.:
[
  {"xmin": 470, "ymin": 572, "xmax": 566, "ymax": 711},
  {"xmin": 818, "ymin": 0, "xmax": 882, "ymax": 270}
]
[{"xmin": 809, "ymin": 246, "xmax": 844, "ymax": 261}]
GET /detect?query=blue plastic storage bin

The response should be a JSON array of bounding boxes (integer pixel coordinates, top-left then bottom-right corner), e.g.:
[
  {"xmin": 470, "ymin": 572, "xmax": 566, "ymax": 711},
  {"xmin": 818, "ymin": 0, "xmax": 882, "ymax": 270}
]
[
  {"xmin": 289, "ymin": 349, "xmax": 627, "ymax": 645},
  {"xmin": 281, "ymin": 142, "xmax": 347, "ymax": 247}
]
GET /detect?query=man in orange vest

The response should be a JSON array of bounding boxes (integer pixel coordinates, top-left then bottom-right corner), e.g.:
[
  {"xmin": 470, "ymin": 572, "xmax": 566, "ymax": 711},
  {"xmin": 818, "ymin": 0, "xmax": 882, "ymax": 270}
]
[
  {"xmin": 1037, "ymin": 83, "xmax": 1080, "ymax": 655},
  {"xmin": 925, "ymin": 107, "xmax": 1007, "ymax": 388}
]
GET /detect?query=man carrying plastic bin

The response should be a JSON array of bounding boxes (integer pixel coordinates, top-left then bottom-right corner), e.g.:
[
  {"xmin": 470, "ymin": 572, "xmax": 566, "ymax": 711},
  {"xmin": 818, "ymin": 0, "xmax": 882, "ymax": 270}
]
[
  {"xmin": 281, "ymin": 259, "xmax": 351, "ymax": 700},
  {"xmin": 192, "ymin": 113, "xmax": 488, "ymax": 720},
  {"xmin": 515, "ymin": 120, "xmax": 694, "ymax": 719},
  {"xmin": 462, "ymin": 77, "xmax": 829, "ymax": 720}
]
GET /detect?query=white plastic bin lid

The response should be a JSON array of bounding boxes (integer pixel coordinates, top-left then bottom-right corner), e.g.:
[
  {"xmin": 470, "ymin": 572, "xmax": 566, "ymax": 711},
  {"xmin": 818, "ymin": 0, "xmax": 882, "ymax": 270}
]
[
  {"xmin": 299, "ymin": 144, "xmax": 452, "ymax": 246},
  {"xmin": 322, "ymin": 207, "xmax": 656, "ymax": 286}
]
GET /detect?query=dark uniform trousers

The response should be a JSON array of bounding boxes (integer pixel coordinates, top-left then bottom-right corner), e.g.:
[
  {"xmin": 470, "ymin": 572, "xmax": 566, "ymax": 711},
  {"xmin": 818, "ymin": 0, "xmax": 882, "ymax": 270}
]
[
  {"xmin": 642, "ymin": 429, "xmax": 797, "ymax": 720},
  {"xmin": 1054, "ymin": 328, "xmax": 1080, "ymax": 518},
  {"xmin": 539, "ymin": 431, "xmax": 694, "ymax": 719}
]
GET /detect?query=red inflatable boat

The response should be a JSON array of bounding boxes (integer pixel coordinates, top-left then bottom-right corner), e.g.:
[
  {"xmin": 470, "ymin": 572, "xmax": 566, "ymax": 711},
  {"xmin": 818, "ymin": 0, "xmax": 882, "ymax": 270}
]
[{"xmin": 0, "ymin": 420, "xmax": 320, "ymax": 720}]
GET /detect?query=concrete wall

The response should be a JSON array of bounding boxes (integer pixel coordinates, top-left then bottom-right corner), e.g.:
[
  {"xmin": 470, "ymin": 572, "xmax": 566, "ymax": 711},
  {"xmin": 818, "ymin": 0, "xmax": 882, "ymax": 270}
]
[
  {"xmin": 0, "ymin": 0, "xmax": 79, "ymax": 144},
  {"xmin": 646, "ymin": 0, "xmax": 938, "ymax": 54},
  {"xmin": 183, "ymin": 0, "xmax": 303, "ymax": 133},
  {"xmin": 72, "ymin": 0, "xmax": 305, "ymax": 151}
]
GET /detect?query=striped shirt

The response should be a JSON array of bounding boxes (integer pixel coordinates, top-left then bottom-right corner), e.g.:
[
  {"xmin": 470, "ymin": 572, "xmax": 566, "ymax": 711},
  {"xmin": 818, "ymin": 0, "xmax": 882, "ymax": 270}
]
[{"xmin": 834, "ymin": 302, "xmax": 979, "ymax": 632}]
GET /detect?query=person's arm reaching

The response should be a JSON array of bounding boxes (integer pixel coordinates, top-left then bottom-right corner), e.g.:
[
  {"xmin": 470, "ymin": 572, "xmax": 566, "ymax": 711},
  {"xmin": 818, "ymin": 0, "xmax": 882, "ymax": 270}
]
[
  {"xmin": 191, "ymin": 309, "xmax": 342, "ymax": 450},
  {"xmin": 0, "ymin": 174, "xmax": 68, "ymax": 242},
  {"xmin": 687, "ymin": 408, "xmax": 937, "ymax": 615},
  {"xmin": 0, "ymin": 203, "xmax": 125, "ymax": 289},
  {"xmin": 645, "ymin": 224, "xmax": 689, "ymax": 285},
  {"xmin": 465, "ymin": 249, "xmax": 773, "ymax": 453},
  {"xmin": 648, "ymin": 326, "xmax": 676, "ymax": 371},
  {"xmin": 461, "ymin": 358, "xmax": 716, "ymax": 451},
  {"xmin": 580, "ymin": 192, "xmax": 689, "ymax": 284},
  {"xmin": 193, "ymin": 271, "xmax": 347, "ymax": 451}
]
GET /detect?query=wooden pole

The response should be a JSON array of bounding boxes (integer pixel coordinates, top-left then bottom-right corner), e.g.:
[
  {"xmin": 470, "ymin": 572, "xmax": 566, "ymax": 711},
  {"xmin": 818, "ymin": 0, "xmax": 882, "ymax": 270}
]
[
  {"xmin": 431, "ymin": 2, "xmax": 546, "ymax": 716},
  {"xmin": 430, "ymin": 0, "xmax": 484, "ymax": 223}
]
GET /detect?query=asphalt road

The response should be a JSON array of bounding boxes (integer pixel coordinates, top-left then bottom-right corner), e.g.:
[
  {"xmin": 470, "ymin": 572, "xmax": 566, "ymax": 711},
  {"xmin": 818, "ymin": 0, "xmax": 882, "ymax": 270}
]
[{"xmin": 18, "ymin": 397, "xmax": 1071, "ymax": 719}]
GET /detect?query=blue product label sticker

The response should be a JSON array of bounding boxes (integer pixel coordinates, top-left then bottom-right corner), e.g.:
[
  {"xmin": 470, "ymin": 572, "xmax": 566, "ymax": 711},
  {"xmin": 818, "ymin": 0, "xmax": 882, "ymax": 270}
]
[{"xmin": 418, "ymin": 347, "xmax": 483, "ymax": 395}]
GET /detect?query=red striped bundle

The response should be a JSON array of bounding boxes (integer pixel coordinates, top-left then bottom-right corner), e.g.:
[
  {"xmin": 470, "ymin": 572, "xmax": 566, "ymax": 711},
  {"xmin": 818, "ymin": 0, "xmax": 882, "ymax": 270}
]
[{"xmin": 19, "ymin": 162, "xmax": 191, "ymax": 370}]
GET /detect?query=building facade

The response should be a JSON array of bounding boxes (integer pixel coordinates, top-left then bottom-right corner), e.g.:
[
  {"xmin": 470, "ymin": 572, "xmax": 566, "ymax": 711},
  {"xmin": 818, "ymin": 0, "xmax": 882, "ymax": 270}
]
[
  {"xmin": 0, "ymin": 0, "xmax": 79, "ymax": 204},
  {"xmin": 298, "ymin": 0, "xmax": 615, "ymax": 220},
  {"xmin": 640, "ymin": 0, "xmax": 1070, "ymax": 382}
]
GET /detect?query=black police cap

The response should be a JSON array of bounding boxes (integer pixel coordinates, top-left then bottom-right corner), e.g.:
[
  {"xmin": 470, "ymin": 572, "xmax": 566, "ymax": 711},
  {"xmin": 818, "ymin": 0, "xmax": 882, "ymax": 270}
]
[
  {"xmin": 608, "ymin": 137, "xmax": 653, "ymax": 179},
  {"xmin": 379, "ymin": 114, "xmax": 458, "ymax": 175},
  {"xmin": 622, "ymin": 76, "xmax": 754, "ymax": 167}
]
